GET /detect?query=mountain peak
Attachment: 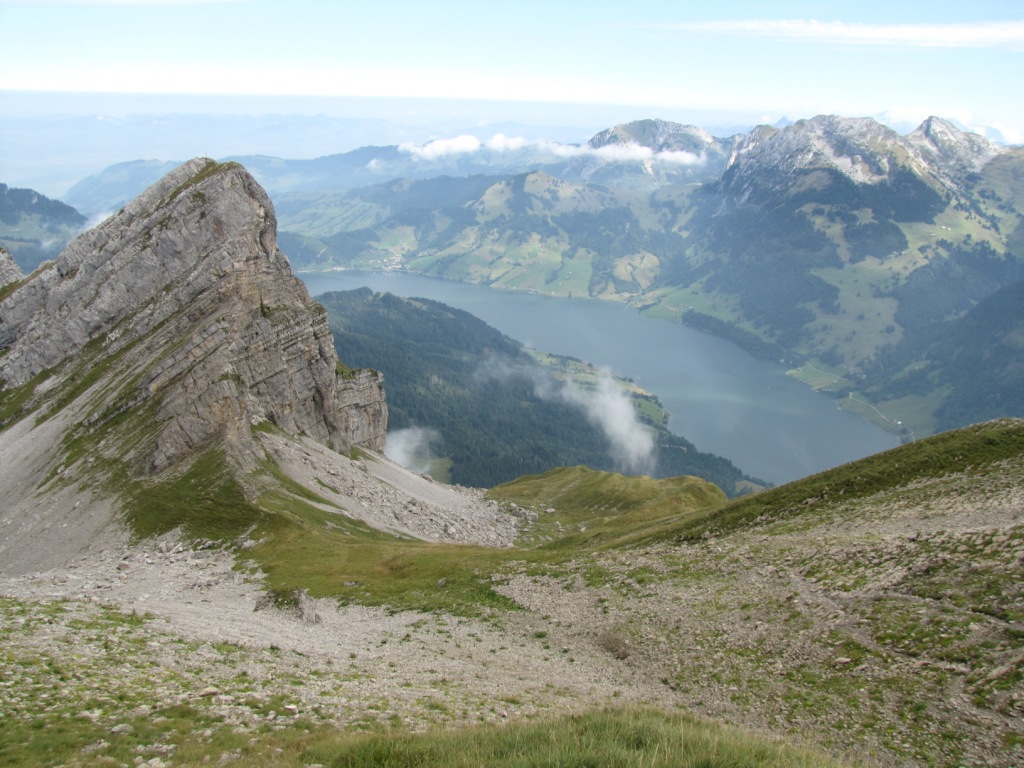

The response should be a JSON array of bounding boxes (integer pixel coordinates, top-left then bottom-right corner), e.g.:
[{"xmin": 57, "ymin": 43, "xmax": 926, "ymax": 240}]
[
  {"xmin": 1, "ymin": 157, "xmax": 387, "ymax": 474},
  {"xmin": 2, "ymin": 159, "xmax": 283, "ymax": 385},
  {"xmin": 721, "ymin": 113, "xmax": 999, "ymax": 189},
  {"xmin": 589, "ymin": 118, "xmax": 720, "ymax": 154},
  {"xmin": 907, "ymin": 115, "xmax": 1004, "ymax": 176}
]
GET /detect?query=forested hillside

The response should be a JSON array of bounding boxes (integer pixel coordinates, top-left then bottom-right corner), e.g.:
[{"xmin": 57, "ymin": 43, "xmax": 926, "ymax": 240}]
[{"xmin": 0, "ymin": 183, "xmax": 86, "ymax": 272}]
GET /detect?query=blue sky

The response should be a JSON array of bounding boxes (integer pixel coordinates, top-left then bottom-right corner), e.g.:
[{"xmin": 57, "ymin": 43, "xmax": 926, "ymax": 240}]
[{"xmin": 1, "ymin": 0, "xmax": 1022, "ymax": 140}]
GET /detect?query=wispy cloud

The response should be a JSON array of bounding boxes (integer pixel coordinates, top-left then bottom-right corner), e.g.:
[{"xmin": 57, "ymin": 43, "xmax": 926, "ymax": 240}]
[
  {"xmin": 476, "ymin": 358, "xmax": 656, "ymax": 475},
  {"xmin": 384, "ymin": 427, "xmax": 442, "ymax": 475},
  {"xmin": 399, "ymin": 135, "xmax": 482, "ymax": 160},
  {"xmin": 664, "ymin": 19, "xmax": 1024, "ymax": 49},
  {"xmin": 589, "ymin": 144, "xmax": 702, "ymax": 165},
  {"xmin": 560, "ymin": 372, "xmax": 656, "ymax": 475}
]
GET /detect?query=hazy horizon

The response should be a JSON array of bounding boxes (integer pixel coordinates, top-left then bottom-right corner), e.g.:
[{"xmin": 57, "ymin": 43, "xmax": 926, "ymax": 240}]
[
  {"xmin": 0, "ymin": 90, "xmax": 781, "ymax": 198},
  {"xmin": 3, "ymin": 1, "xmax": 1022, "ymax": 198},
  {"xmin": 1, "ymin": 89, "xmax": 1012, "ymax": 201}
]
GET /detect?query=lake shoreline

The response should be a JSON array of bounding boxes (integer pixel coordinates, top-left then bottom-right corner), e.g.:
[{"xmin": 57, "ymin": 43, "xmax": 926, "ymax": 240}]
[{"xmin": 299, "ymin": 268, "xmax": 899, "ymax": 485}]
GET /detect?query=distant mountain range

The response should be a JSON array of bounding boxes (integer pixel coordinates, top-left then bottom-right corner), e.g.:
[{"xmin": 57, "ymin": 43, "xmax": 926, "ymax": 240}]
[
  {"xmin": 277, "ymin": 116, "xmax": 1023, "ymax": 438},
  {"xmin": 0, "ymin": 182, "xmax": 86, "ymax": 273},
  {"xmin": 14, "ymin": 114, "xmax": 1024, "ymax": 438}
]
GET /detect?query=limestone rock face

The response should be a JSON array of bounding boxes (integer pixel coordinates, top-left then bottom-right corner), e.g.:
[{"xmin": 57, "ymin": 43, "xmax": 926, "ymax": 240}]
[
  {"xmin": 0, "ymin": 158, "xmax": 386, "ymax": 472},
  {"xmin": 0, "ymin": 247, "xmax": 22, "ymax": 289}
]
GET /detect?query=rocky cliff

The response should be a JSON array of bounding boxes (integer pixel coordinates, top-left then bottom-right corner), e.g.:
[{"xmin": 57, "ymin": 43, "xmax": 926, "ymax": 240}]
[
  {"xmin": 0, "ymin": 158, "xmax": 386, "ymax": 473},
  {"xmin": 721, "ymin": 114, "xmax": 1005, "ymax": 192},
  {"xmin": 0, "ymin": 158, "xmax": 522, "ymax": 575},
  {"xmin": 0, "ymin": 246, "xmax": 22, "ymax": 288}
]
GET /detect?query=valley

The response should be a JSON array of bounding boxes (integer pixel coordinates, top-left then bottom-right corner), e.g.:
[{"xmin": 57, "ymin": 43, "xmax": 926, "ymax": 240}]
[
  {"xmin": 46, "ymin": 116, "xmax": 1024, "ymax": 440},
  {"xmin": 1, "ymin": 131, "xmax": 1022, "ymax": 767},
  {"xmin": 303, "ymin": 270, "xmax": 897, "ymax": 485}
]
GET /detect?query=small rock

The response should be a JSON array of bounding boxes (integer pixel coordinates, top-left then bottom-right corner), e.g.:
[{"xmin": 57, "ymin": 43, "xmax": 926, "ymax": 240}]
[
  {"xmin": 199, "ymin": 686, "xmax": 220, "ymax": 697},
  {"xmin": 110, "ymin": 723, "xmax": 133, "ymax": 734},
  {"xmin": 283, "ymin": 704, "xmax": 299, "ymax": 716},
  {"xmin": 295, "ymin": 588, "xmax": 321, "ymax": 624}
]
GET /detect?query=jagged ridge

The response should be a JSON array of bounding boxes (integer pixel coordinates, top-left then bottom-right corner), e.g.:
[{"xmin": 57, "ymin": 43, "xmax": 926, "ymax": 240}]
[{"xmin": 0, "ymin": 158, "xmax": 387, "ymax": 473}]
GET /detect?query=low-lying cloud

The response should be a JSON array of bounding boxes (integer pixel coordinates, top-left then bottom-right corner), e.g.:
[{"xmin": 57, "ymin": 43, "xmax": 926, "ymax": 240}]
[
  {"xmin": 557, "ymin": 372, "xmax": 656, "ymax": 475},
  {"xmin": 384, "ymin": 426, "xmax": 442, "ymax": 475},
  {"xmin": 398, "ymin": 133, "xmax": 703, "ymax": 167},
  {"xmin": 477, "ymin": 357, "xmax": 656, "ymax": 475},
  {"xmin": 399, "ymin": 134, "xmax": 482, "ymax": 160},
  {"xmin": 84, "ymin": 210, "xmax": 115, "ymax": 232}
]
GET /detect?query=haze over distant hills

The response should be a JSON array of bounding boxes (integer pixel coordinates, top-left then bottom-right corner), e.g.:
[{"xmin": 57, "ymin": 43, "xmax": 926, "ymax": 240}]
[
  {"xmin": 2, "ymin": 93, "xmax": 725, "ymax": 199},
  {"xmin": 6, "ymin": 112, "xmax": 1023, "ymax": 441},
  {"xmin": 3, "ymin": 89, "xmax": 1011, "ymax": 201}
]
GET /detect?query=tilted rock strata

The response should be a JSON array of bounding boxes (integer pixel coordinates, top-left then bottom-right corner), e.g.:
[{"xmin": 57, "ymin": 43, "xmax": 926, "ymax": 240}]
[
  {"xmin": 0, "ymin": 247, "xmax": 22, "ymax": 289},
  {"xmin": 0, "ymin": 158, "xmax": 386, "ymax": 471}
]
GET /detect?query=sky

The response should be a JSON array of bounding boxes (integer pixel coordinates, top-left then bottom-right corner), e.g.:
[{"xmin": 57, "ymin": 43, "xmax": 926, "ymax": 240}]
[{"xmin": 1, "ymin": 0, "xmax": 1022, "ymax": 156}]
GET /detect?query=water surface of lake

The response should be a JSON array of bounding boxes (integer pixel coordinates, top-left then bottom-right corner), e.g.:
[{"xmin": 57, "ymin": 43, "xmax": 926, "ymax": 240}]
[{"xmin": 300, "ymin": 271, "xmax": 899, "ymax": 485}]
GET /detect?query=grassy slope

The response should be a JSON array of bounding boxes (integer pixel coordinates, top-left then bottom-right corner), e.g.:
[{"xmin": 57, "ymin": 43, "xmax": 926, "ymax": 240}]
[
  {"xmin": 0, "ymin": 595, "xmax": 844, "ymax": 768},
  {"xmin": 73, "ymin": 420, "xmax": 1024, "ymax": 763},
  {"xmin": 486, "ymin": 419, "xmax": 1024, "ymax": 766},
  {"xmin": 667, "ymin": 417, "xmax": 1024, "ymax": 542},
  {"xmin": 6, "ymin": 362, "xmax": 1024, "ymax": 765},
  {"xmin": 488, "ymin": 466, "xmax": 726, "ymax": 551},
  {"xmin": 6, "ymin": 272, "xmax": 1024, "ymax": 765}
]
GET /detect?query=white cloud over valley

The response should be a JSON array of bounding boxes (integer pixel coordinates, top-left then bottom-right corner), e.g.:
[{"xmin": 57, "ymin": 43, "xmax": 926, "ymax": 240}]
[
  {"xmin": 384, "ymin": 427, "xmax": 443, "ymax": 476},
  {"xmin": 476, "ymin": 358, "xmax": 656, "ymax": 476},
  {"xmin": 398, "ymin": 134, "xmax": 703, "ymax": 166}
]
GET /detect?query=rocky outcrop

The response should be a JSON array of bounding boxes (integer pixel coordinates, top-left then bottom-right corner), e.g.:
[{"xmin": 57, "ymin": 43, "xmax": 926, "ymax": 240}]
[
  {"xmin": 722, "ymin": 114, "xmax": 1006, "ymax": 192},
  {"xmin": 589, "ymin": 118, "xmax": 725, "ymax": 157},
  {"xmin": 0, "ymin": 158, "xmax": 386, "ymax": 472},
  {"xmin": 0, "ymin": 247, "xmax": 22, "ymax": 289},
  {"xmin": 907, "ymin": 116, "xmax": 1005, "ymax": 181}
]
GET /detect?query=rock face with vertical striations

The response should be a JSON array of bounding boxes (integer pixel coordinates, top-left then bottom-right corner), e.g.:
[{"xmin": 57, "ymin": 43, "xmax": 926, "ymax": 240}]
[
  {"xmin": 0, "ymin": 158, "xmax": 386, "ymax": 473},
  {"xmin": 0, "ymin": 246, "xmax": 22, "ymax": 289},
  {"xmin": 0, "ymin": 158, "xmax": 520, "ymax": 578}
]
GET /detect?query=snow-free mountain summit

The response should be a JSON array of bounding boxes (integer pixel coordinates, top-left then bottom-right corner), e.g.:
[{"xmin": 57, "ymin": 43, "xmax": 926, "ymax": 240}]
[{"xmin": 0, "ymin": 158, "xmax": 521, "ymax": 574}]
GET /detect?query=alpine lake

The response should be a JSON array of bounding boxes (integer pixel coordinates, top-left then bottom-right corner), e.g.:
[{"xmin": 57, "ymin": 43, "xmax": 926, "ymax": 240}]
[{"xmin": 300, "ymin": 270, "xmax": 899, "ymax": 486}]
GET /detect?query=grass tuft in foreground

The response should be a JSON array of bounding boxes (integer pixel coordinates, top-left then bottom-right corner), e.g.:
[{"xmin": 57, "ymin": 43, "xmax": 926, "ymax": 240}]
[{"xmin": 296, "ymin": 707, "xmax": 848, "ymax": 768}]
